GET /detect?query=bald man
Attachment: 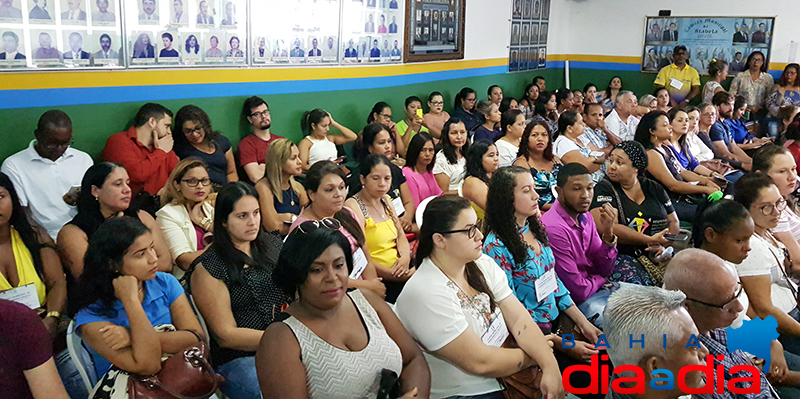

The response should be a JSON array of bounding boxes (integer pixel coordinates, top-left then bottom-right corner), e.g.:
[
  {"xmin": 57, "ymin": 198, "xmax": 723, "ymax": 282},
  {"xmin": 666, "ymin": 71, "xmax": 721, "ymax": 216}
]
[{"xmin": 664, "ymin": 249, "xmax": 790, "ymax": 398}]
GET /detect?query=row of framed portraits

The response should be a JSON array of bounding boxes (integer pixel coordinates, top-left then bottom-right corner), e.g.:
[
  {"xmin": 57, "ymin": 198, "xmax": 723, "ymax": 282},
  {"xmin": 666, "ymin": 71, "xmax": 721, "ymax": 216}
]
[
  {"xmin": 0, "ymin": 0, "xmax": 461, "ymax": 70},
  {"xmin": 508, "ymin": 0, "xmax": 548, "ymax": 71}
]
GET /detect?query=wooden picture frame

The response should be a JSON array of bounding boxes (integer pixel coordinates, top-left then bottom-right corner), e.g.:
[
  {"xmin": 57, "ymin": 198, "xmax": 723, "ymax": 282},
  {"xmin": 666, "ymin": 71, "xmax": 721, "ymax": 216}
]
[{"xmin": 403, "ymin": 0, "xmax": 464, "ymax": 62}]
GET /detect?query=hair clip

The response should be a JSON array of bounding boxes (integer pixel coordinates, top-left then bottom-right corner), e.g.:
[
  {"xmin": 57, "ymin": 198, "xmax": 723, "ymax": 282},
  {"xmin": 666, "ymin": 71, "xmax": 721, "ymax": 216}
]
[{"xmin": 708, "ymin": 191, "xmax": 724, "ymax": 202}]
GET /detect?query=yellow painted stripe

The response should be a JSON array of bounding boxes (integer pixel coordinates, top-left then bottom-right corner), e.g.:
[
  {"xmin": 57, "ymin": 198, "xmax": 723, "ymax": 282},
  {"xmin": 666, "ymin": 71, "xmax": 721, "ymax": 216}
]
[{"xmin": 0, "ymin": 57, "xmax": 508, "ymax": 91}]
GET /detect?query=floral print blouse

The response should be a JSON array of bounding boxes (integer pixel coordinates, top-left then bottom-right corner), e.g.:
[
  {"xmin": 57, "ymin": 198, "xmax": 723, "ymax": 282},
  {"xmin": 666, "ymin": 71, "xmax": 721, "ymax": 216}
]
[{"xmin": 483, "ymin": 224, "xmax": 575, "ymax": 325}]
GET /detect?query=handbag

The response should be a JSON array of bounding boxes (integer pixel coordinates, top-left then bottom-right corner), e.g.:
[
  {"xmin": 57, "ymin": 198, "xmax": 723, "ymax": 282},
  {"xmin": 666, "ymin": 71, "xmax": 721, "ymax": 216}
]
[
  {"xmin": 607, "ymin": 180, "xmax": 667, "ymax": 286},
  {"xmin": 127, "ymin": 330, "xmax": 219, "ymax": 399},
  {"xmin": 497, "ymin": 335, "xmax": 543, "ymax": 399}
]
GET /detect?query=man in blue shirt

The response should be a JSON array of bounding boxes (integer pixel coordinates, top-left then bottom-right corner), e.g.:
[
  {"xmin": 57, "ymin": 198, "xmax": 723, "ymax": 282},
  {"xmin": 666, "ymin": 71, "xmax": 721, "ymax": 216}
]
[{"xmin": 709, "ymin": 91, "xmax": 752, "ymax": 171}]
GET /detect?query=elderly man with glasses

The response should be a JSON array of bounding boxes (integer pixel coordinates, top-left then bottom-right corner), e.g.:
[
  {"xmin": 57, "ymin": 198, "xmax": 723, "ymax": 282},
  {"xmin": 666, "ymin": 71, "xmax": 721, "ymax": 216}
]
[{"xmin": 664, "ymin": 248, "xmax": 795, "ymax": 398}]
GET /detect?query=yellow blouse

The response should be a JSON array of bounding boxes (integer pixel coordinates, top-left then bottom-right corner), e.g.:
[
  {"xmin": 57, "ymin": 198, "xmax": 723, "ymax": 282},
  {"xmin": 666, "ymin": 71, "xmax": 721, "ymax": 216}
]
[
  {"xmin": 354, "ymin": 195, "xmax": 399, "ymax": 269},
  {"xmin": 0, "ymin": 228, "xmax": 46, "ymax": 307}
]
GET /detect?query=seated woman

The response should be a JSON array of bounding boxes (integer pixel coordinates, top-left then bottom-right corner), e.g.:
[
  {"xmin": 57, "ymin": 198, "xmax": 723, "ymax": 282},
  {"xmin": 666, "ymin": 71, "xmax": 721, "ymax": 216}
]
[
  {"xmin": 728, "ymin": 96, "xmax": 770, "ymax": 151},
  {"xmin": 553, "ymin": 111, "xmax": 605, "ymax": 183},
  {"xmin": 257, "ymin": 222, "xmax": 431, "ymax": 399},
  {"xmin": 461, "ymin": 140, "xmax": 499, "ymax": 221},
  {"xmin": 402, "ymin": 133, "xmax": 442, "ymax": 209},
  {"xmin": 767, "ymin": 63, "xmax": 800, "ymax": 119},
  {"xmin": 70, "ymin": 217, "xmax": 203, "ymax": 394},
  {"xmin": 58, "ymin": 163, "xmax": 171, "ymax": 280},
  {"xmin": 499, "ymin": 96, "xmax": 519, "ymax": 114},
  {"xmin": 514, "ymin": 120, "xmax": 561, "ymax": 211},
  {"xmin": 255, "ymin": 138, "xmax": 307, "ymax": 237},
  {"xmin": 483, "ymin": 166, "xmax": 605, "ymax": 396},
  {"xmin": 423, "ymin": 91, "xmax": 450, "ymax": 140},
  {"xmin": 666, "ymin": 108, "xmax": 733, "ymax": 182},
  {"xmin": 173, "ymin": 105, "xmax": 238, "ymax": 186},
  {"xmin": 633, "ymin": 111, "xmax": 720, "ymax": 223},
  {"xmin": 495, "ymin": 109, "xmax": 525, "ymax": 168},
  {"xmin": 732, "ymin": 173, "xmax": 800, "ymax": 356},
  {"xmin": 639, "ymin": 94, "xmax": 657, "ymax": 111},
  {"xmin": 190, "ymin": 182, "xmax": 286, "ymax": 399},
  {"xmin": 298, "ymin": 109, "xmax": 357, "ymax": 171},
  {"xmin": 451, "ymin": 87, "xmax": 482, "ymax": 132},
  {"xmin": 702, "ymin": 59, "xmax": 728, "ymax": 104},
  {"xmin": 346, "ymin": 155, "xmax": 412, "ymax": 303},
  {"xmin": 364, "ymin": 101, "xmax": 404, "ymax": 162},
  {"xmin": 518, "ymin": 83, "xmax": 539, "ymax": 118},
  {"xmin": 530, "ymin": 91, "xmax": 559, "ymax": 135},
  {"xmin": 395, "ymin": 195, "xmax": 563, "ymax": 399},
  {"xmin": 348, "ymin": 123, "xmax": 415, "ymax": 230},
  {"xmin": 156, "ymin": 158, "xmax": 216, "ymax": 275},
  {"xmin": 554, "ymin": 88, "xmax": 574, "ymax": 119},
  {"xmin": 290, "ymin": 161, "xmax": 385, "ymax": 298},
  {"xmin": 779, "ymin": 105, "xmax": 800, "ymax": 139},
  {"xmin": 599, "ymin": 76, "xmax": 622, "ymax": 115},
  {"xmin": 654, "ymin": 87, "xmax": 671, "ymax": 113},
  {"xmin": 583, "ymin": 83, "xmax": 598, "ymax": 104},
  {"xmin": 472, "ymin": 101, "xmax": 502, "ymax": 143},
  {"xmin": 433, "ymin": 117, "xmax": 469, "ymax": 194},
  {"xmin": 784, "ymin": 115, "xmax": 800, "ymax": 167},
  {"xmin": 590, "ymin": 141, "xmax": 678, "ymax": 284},
  {"xmin": 685, "ymin": 106, "xmax": 716, "ymax": 163},
  {"xmin": 396, "ymin": 96, "xmax": 429, "ymax": 156}
]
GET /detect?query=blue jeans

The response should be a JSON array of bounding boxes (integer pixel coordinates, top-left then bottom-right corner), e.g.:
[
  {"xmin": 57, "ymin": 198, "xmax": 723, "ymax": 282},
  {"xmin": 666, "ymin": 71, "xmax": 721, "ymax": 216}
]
[
  {"xmin": 54, "ymin": 348, "xmax": 90, "ymax": 399},
  {"xmin": 216, "ymin": 356, "xmax": 262, "ymax": 399},
  {"xmin": 577, "ymin": 282, "xmax": 631, "ymax": 330}
]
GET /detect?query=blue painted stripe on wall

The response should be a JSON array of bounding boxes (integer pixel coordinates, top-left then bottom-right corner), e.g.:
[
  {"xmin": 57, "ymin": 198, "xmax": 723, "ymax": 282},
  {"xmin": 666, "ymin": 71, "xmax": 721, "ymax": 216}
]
[
  {"xmin": 568, "ymin": 61, "xmax": 641, "ymax": 71},
  {"xmin": 0, "ymin": 64, "xmax": 509, "ymax": 110}
]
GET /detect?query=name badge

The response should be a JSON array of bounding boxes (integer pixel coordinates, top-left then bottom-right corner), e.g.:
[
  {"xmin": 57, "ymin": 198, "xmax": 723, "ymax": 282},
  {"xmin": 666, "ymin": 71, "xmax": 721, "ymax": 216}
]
[
  {"xmin": 391, "ymin": 195, "xmax": 405, "ymax": 217},
  {"xmin": 481, "ymin": 310, "xmax": 509, "ymax": 347},
  {"xmin": 0, "ymin": 283, "xmax": 40, "ymax": 309},
  {"xmin": 535, "ymin": 269, "xmax": 559, "ymax": 303},
  {"xmin": 350, "ymin": 248, "xmax": 368, "ymax": 279},
  {"xmin": 669, "ymin": 78, "xmax": 684, "ymax": 91}
]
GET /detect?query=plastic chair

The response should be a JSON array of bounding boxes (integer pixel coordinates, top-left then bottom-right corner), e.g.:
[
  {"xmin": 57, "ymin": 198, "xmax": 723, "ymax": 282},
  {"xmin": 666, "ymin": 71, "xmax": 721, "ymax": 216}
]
[
  {"xmin": 66, "ymin": 319, "xmax": 98, "ymax": 393},
  {"xmin": 187, "ymin": 293, "xmax": 211, "ymax": 346}
]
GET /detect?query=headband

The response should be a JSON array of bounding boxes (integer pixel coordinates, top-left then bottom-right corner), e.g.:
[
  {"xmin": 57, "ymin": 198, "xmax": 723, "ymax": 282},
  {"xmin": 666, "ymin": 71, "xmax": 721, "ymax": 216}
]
[{"xmin": 614, "ymin": 141, "xmax": 648, "ymax": 171}]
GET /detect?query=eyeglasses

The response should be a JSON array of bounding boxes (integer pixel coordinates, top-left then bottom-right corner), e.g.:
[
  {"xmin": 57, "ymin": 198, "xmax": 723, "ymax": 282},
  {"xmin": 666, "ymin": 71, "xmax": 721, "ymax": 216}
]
[
  {"xmin": 43, "ymin": 140, "xmax": 74, "ymax": 151},
  {"xmin": 440, "ymin": 219, "xmax": 483, "ymax": 239},
  {"xmin": 298, "ymin": 217, "xmax": 341, "ymax": 234},
  {"xmin": 430, "ymin": 101, "xmax": 444, "ymax": 106},
  {"xmin": 250, "ymin": 110, "xmax": 270, "ymax": 118},
  {"xmin": 379, "ymin": 113, "xmax": 392, "ymax": 119},
  {"xmin": 181, "ymin": 178, "xmax": 211, "ymax": 187},
  {"xmin": 685, "ymin": 281, "xmax": 743, "ymax": 310},
  {"xmin": 759, "ymin": 198, "xmax": 787, "ymax": 215},
  {"xmin": 183, "ymin": 127, "xmax": 203, "ymax": 136},
  {"xmin": 465, "ymin": 98, "xmax": 476, "ymax": 103}
]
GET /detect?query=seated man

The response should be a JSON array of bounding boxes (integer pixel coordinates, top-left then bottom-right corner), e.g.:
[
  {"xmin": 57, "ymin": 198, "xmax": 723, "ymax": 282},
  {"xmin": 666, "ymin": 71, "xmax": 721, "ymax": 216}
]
[
  {"xmin": 101, "ymin": 103, "xmax": 178, "ymax": 195},
  {"xmin": 710, "ymin": 91, "xmax": 752, "ymax": 171},
  {"xmin": 583, "ymin": 102, "xmax": 621, "ymax": 153},
  {"xmin": 665, "ymin": 249, "xmax": 789, "ymax": 398},
  {"xmin": 604, "ymin": 284, "xmax": 710, "ymax": 399},
  {"xmin": 604, "ymin": 91, "xmax": 640, "ymax": 142},
  {"xmin": 540, "ymin": 163, "xmax": 619, "ymax": 328},
  {"xmin": 1, "ymin": 110, "xmax": 93, "ymax": 241},
  {"xmin": 237, "ymin": 96, "xmax": 284, "ymax": 184}
]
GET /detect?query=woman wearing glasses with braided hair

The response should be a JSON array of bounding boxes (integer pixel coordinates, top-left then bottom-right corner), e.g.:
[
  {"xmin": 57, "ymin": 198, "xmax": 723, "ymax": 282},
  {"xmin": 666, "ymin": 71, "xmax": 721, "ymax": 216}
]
[
  {"xmin": 257, "ymin": 221, "xmax": 430, "ymax": 398},
  {"xmin": 156, "ymin": 157, "xmax": 216, "ymax": 275},
  {"xmin": 395, "ymin": 195, "xmax": 563, "ymax": 399},
  {"xmin": 290, "ymin": 160, "xmax": 386, "ymax": 298}
]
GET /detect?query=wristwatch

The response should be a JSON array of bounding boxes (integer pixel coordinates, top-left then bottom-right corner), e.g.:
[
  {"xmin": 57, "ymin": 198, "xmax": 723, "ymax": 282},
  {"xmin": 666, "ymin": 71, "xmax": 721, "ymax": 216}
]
[
  {"xmin": 46, "ymin": 310, "xmax": 61, "ymax": 320},
  {"xmin": 602, "ymin": 233, "xmax": 617, "ymax": 247}
]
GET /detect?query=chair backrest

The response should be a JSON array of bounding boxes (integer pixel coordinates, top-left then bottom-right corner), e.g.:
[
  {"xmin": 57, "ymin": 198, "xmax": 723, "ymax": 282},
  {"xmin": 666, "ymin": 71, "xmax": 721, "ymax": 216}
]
[
  {"xmin": 187, "ymin": 293, "xmax": 211, "ymax": 346},
  {"xmin": 66, "ymin": 319, "xmax": 98, "ymax": 393}
]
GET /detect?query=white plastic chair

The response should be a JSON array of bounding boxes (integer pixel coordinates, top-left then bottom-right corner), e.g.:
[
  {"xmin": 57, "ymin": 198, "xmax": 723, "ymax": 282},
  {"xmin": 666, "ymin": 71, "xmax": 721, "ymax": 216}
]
[
  {"xmin": 187, "ymin": 293, "xmax": 211, "ymax": 346},
  {"xmin": 66, "ymin": 319, "xmax": 98, "ymax": 393}
]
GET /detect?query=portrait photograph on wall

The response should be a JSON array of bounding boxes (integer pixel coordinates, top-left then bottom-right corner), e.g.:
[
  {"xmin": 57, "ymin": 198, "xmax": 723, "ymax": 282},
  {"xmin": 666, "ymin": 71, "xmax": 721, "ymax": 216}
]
[
  {"xmin": 509, "ymin": 0, "xmax": 548, "ymax": 71},
  {"xmin": 404, "ymin": 0, "xmax": 461, "ymax": 62}
]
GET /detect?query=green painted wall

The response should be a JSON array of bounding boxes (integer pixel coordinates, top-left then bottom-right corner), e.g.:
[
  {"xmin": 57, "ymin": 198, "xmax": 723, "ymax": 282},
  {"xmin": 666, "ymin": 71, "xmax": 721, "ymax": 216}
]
[{"xmin": 0, "ymin": 68, "xmax": 565, "ymax": 161}]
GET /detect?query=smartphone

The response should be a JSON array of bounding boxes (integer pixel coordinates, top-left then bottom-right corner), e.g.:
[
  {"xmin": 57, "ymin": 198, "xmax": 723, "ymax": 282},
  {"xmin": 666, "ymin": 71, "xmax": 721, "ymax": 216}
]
[
  {"xmin": 415, "ymin": 108, "xmax": 424, "ymax": 118},
  {"xmin": 664, "ymin": 234, "xmax": 689, "ymax": 242},
  {"xmin": 67, "ymin": 185, "xmax": 81, "ymax": 196}
]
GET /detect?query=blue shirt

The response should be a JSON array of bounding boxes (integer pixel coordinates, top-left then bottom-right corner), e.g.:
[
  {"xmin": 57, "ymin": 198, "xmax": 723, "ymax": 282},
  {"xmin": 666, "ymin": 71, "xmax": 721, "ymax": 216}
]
[
  {"xmin": 709, "ymin": 120, "xmax": 733, "ymax": 146},
  {"xmin": 75, "ymin": 272, "xmax": 185, "ymax": 377},
  {"xmin": 725, "ymin": 118, "xmax": 755, "ymax": 144},
  {"xmin": 667, "ymin": 144, "xmax": 699, "ymax": 171},
  {"xmin": 483, "ymin": 224, "xmax": 575, "ymax": 325}
]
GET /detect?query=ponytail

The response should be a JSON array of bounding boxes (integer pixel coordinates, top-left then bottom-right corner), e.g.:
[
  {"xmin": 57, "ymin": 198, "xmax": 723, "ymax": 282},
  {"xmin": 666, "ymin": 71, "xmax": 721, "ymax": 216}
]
[{"xmin": 301, "ymin": 108, "xmax": 328, "ymax": 136}]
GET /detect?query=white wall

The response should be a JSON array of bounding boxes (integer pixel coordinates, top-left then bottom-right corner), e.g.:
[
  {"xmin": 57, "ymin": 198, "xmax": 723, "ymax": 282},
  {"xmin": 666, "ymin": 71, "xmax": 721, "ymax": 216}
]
[
  {"xmin": 551, "ymin": 0, "xmax": 795, "ymax": 64},
  {"xmin": 463, "ymin": 0, "xmax": 512, "ymax": 60}
]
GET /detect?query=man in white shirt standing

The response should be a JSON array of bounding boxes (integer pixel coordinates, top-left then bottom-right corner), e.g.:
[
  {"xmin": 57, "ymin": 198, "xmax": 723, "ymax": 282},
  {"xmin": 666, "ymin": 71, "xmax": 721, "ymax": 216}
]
[
  {"xmin": 604, "ymin": 91, "xmax": 640, "ymax": 141},
  {"xmin": 1, "ymin": 110, "xmax": 93, "ymax": 241}
]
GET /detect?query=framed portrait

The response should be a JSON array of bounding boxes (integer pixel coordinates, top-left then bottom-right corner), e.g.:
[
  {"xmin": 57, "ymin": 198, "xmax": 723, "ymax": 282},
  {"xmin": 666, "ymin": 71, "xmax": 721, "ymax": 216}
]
[
  {"xmin": 404, "ymin": 0, "xmax": 464, "ymax": 62},
  {"xmin": 91, "ymin": 0, "xmax": 116, "ymax": 26},
  {"xmin": 182, "ymin": 32, "xmax": 202, "ymax": 62},
  {"xmin": 0, "ymin": 29, "xmax": 27, "ymax": 67},
  {"xmin": 253, "ymin": 35, "xmax": 269, "ymax": 63},
  {"xmin": 30, "ymin": 29, "xmax": 62, "ymax": 66},
  {"xmin": 92, "ymin": 31, "xmax": 122, "ymax": 65},
  {"xmin": 63, "ymin": 30, "xmax": 92, "ymax": 65},
  {"xmin": 61, "ymin": 0, "xmax": 88, "ymax": 25},
  {"xmin": 169, "ymin": 0, "xmax": 189, "ymax": 26},
  {"xmin": 225, "ymin": 32, "xmax": 244, "ymax": 62},
  {"xmin": 157, "ymin": 31, "xmax": 181, "ymax": 63},
  {"xmin": 28, "ymin": 0, "xmax": 55, "ymax": 24},
  {"xmin": 0, "ymin": 0, "xmax": 24, "ymax": 22},
  {"xmin": 322, "ymin": 35, "xmax": 338, "ymax": 61},
  {"xmin": 130, "ymin": 31, "xmax": 156, "ymax": 63}
]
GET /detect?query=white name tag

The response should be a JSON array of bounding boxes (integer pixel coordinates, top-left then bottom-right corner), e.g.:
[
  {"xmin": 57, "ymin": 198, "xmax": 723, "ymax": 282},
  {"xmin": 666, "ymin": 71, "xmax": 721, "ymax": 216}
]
[
  {"xmin": 391, "ymin": 195, "xmax": 405, "ymax": 216},
  {"xmin": 669, "ymin": 78, "xmax": 684, "ymax": 91},
  {"xmin": 350, "ymin": 248, "xmax": 368, "ymax": 280},
  {"xmin": 535, "ymin": 269, "xmax": 559, "ymax": 303},
  {"xmin": 0, "ymin": 283, "xmax": 40, "ymax": 309},
  {"xmin": 481, "ymin": 310, "xmax": 509, "ymax": 347}
]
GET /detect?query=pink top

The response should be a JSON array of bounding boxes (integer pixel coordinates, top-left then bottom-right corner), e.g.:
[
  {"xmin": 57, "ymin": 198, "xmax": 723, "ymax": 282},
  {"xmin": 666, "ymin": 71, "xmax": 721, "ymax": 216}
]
[
  {"xmin": 289, "ymin": 206, "xmax": 360, "ymax": 254},
  {"xmin": 402, "ymin": 167, "xmax": 443, "ymax": 208},
  {"xmin": 193, "ymin": 224, "xmax": 205, "ymax": 251}
]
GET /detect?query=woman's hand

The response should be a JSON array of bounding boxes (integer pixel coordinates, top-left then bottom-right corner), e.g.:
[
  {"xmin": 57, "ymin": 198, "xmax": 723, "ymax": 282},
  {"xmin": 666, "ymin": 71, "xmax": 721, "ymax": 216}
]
[
  {"xmin": 399, "ymin": 213, "xmax": 413, "ymax": 232},
  {"xmin": 575, "ymin": 322, "xmax": 603, "ymax": 346},
  {"xmin": 567, "ymin": 341, "xmax": 600, "ymax": 362},
  {"xmin": 100, "ymin": 325, "xmax": 132, "ymax": 350},
  {"xmin": 113, "ymin": 275, "xmax": 140, "ymax": 303},
  {"xmin": 539, "ymin": 367, "xmax": 565, "ymax": 399},
  {"xmin": 390, "ymin": 255, "xmax": 413, "ymax": 278},
  {"xmin": 363, "ymin": 278, "xmax": 386, "ymax": 298},
  {"xmin": 189, "ymin": 202, "xmax": 207, "ymax": 228},
  {"xmin": 648, "ymin": 228, "xmax": 670, "ymax": 247}
]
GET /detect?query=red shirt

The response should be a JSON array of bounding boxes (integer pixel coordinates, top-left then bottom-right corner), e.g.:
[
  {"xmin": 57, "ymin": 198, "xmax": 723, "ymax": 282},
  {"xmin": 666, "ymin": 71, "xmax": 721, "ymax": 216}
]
[
  {"xmin": 0, "ymin": 299, "xmax": 53, "ymax": 399},
  {"xmin": 102, "ymin": 127, "xmax": 179, "ymax": 195},
  {"xmin": 236, "ymin": 132, "xmax": 283, "ymax": 168}
]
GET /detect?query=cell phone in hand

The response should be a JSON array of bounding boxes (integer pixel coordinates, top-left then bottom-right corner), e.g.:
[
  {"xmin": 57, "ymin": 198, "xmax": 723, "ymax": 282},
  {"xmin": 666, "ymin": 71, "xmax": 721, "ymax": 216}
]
[
  {"xmin": 415, "ymin": 108, "xmax": 424, "ymax": 118},
  {"xmin": 67, "ymin": 185, "xmax": 81, "ymax": 196},
  {"xmin": 663, "ymin": 234, "xmax": 689, "ymax": 242}
]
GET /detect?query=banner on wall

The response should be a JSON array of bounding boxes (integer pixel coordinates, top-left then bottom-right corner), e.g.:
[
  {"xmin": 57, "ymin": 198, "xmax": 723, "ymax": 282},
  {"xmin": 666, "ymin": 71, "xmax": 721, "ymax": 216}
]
[
  {"xmin": 508, "ymin": 0, "xmax": 548, "ymax": 72},
  {"xmin": 641, "ymin": 16, "xmax": 775, "ymax": 75}
]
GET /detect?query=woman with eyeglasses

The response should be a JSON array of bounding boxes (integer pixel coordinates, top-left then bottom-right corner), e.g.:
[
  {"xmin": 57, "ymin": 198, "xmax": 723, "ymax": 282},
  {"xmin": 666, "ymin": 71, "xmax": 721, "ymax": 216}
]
[
  {"xmin": 732, "ymin": 173, "xmax": 800, "ymax": 355},
  {"xmin": 298, "ymin": 109, "xmax": 358, "ymax": 171},
  {"xmin": 423, "ymin": 92, "xmax": 450, "ymax": 140},
  {"xmin": 255, "ymin": 139, "xmax": 308, "ymax": 237},
  {"xmin": 362, "ymin": 102, "xmax": 404, "ymax": 160},
  {"xmin": 730, "ymin": 51, "xmax": 774, "ymax": 118},
  {"xmin": 395, "ymin": 195, "xmax": 562, "ymax": 399},
  {"xmin": 290, "ymin": 161, "xmax": 386, "ymax": 298},
  {"xmin": 452, "ymin": 87, "xmax": 482, "ymax": 132},
  {"xmin": 156, "ymin": 158, "xmax": 216, "ymax": 275},
  {"xmin": 189, "ymin": 182, "xmax": 286, "ymax": 399},
  {"xmin": 173, "ymin": 105, "xmax": 238, "ymax": 187},
  {"xmin": 434, "ymin": 117, "xmax": 470, "ymax": 194},
  {"xmin": 257, "ymin": 220, "xmax": 431, "ymax": 398},
  {"xmin": 58, "ymin": 163, "xmax": 171, "ymax": 281}
]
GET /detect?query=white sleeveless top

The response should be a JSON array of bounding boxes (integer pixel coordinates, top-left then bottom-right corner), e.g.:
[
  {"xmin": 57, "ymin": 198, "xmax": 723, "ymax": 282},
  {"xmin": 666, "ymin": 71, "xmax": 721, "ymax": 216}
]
[
  {"xmin": 282, "ymin": 289, "xmax": 403, "ymax": 398},
  {"xmin": 306, "ymin": 136, "xmax": 338, "ymax": 166}
]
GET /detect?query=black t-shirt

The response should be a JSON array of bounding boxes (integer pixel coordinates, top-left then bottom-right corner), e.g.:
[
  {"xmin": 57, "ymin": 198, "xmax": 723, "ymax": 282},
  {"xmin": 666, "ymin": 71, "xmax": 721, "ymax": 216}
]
[
  {"xmin": 348, "ymin": 161, "xmax": 407, "ymax": 210},
  {"xmin": 591, "ymin": 178, "xmax": 674, "ymax": 256}
]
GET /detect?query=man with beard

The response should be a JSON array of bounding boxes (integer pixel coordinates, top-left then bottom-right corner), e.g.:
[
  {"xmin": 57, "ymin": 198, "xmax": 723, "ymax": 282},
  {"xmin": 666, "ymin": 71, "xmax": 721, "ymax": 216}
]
[
  {"xmin": 540, "ymin": 163, "xmax": 620, "ymax": 328},
  {"xmin": 710, "ymin": 91, "xmax": 752, "ymax": 170},
  {"xmin": 238, "ymin": 97, "xmax": 284, "ymax": 183},
  {"xmin": 93, "ymin": 33, "xmax": 118, "ymax": 59}
]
